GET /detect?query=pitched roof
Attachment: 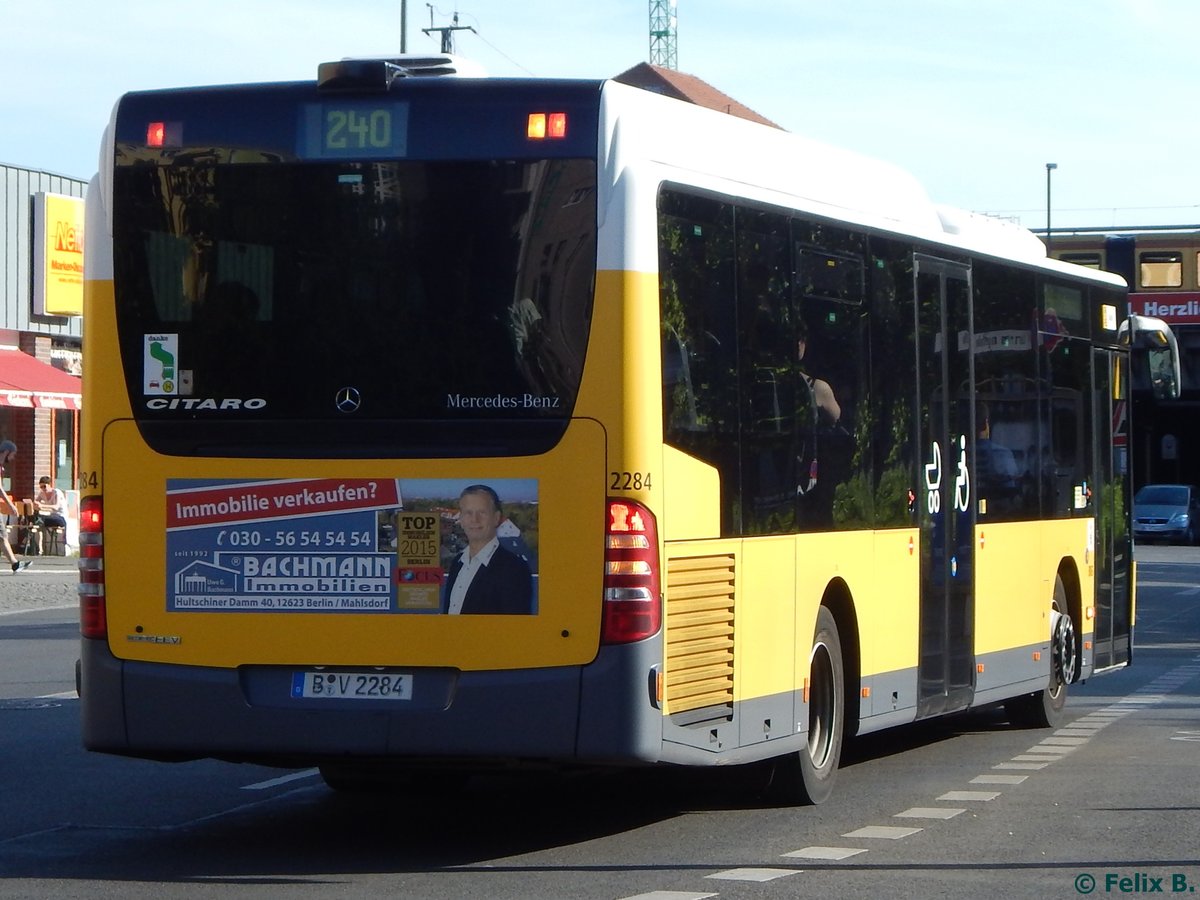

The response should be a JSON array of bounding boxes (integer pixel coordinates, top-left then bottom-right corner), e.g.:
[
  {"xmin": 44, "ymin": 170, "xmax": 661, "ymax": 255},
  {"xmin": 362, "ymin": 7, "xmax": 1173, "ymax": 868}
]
[{"xmin": 613, "ymin": 62, "xmax": 783, "ymax": 130}]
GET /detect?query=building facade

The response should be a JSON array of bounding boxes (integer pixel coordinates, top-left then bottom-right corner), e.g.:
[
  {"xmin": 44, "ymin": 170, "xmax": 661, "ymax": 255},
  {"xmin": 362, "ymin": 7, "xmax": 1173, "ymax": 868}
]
[{"xmin": 0, "ymin": 162, "xmax": 85, "ymax": 513}]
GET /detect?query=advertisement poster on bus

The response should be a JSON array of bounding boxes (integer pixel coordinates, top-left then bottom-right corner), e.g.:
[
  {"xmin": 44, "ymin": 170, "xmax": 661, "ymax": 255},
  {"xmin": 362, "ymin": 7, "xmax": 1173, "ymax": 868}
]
[{"xmin": 165, "ymin": 477, "xmax": 539, "ymax": 615}]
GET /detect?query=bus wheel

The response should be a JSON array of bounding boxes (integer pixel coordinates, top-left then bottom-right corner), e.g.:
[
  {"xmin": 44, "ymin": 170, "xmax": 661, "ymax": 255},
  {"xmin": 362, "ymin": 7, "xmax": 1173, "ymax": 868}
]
[
  {"xmin": 1004, "ymin": 575, "xmax": 1073, "ymax": 729},
  {"xmin": 769, "ymin": 605, "xmax": 845, "ymax": 805}
]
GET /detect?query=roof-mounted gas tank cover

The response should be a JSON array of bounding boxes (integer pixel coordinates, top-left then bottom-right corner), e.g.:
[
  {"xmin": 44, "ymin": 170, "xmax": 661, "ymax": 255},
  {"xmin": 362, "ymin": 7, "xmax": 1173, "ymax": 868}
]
[{"xmin": 318, "ymin": 54, "xmax": 486, "ymax": 91}]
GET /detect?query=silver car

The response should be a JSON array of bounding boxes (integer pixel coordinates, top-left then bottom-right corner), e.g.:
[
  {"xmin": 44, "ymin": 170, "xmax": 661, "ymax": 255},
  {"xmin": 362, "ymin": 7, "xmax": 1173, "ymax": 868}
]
[{"xmin": 1133, "ymin": 484, "xmax": 1200, "ymax": 545}]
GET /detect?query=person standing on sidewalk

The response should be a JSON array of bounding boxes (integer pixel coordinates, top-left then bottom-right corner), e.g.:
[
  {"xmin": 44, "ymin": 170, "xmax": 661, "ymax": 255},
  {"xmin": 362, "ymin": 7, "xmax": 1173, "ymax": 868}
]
[{"xmin": 0, "ymin": 440, "xmax": 32, "ymax": 573}]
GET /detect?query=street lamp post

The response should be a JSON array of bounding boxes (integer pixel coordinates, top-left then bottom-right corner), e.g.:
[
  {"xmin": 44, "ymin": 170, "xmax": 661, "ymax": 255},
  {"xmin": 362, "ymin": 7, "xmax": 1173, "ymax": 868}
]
[{"xmin": 1045, "ymin": 162, "xmax": 1057, "ymax": 255}]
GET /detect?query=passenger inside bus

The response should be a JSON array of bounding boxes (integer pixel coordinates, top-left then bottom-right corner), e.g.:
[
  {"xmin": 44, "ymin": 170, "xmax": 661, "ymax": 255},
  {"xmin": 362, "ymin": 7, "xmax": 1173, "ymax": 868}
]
[
  {"xmin": 975, "ymin": 401, "xmax": 1020, "ymax": 509},
  {"xmin": 797, "ymin": 317, "xmax": 841, "ymax": 427}
]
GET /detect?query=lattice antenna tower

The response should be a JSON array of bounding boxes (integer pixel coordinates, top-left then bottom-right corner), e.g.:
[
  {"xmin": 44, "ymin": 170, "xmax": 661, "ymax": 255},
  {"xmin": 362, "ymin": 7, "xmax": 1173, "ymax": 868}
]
[{"xmin": 649, "ymin": 0, "xmax": 678, "ymax": 69}]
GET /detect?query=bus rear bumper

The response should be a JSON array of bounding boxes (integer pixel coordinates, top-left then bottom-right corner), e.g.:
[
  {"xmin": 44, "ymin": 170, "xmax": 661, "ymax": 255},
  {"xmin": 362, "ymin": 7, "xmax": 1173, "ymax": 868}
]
[{"xmin": 79, "ymin": 636, "xmax": 665, "ymax": 767}]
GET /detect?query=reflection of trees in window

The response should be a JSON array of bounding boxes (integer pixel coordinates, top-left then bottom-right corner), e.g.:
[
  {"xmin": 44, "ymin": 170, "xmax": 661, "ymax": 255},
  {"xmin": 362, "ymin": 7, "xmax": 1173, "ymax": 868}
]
[
  {"xmin": 658, "ymin": 193, "xmax": 737, "ymax": 436},
  {"xmin": 116, "ymin": 157, "xmax": 597, "ymax": 423},
  {"xmin": 738, "ymin": 210, "xmax": 795, "ymax": 534},
  {"xmin": 792, "ymin": 223, "xmax": 869, "ymax": 531},
  {"xmin": 658, "ymin": 192, "xmax": 739, "ymax": 532},
  {"xmin": 658, "ymin": 192, "xmax": 927, "ymax": 537},
  {"xmin": 851, "ymin": 242, "xmax": 914, "ymax": 528}
]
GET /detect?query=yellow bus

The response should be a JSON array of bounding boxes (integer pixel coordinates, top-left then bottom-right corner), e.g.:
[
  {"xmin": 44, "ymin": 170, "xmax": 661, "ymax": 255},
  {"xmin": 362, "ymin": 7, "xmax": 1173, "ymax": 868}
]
[{"xmin": 79, "ymin": 58, "xmax": 1164, "ymax": 803}]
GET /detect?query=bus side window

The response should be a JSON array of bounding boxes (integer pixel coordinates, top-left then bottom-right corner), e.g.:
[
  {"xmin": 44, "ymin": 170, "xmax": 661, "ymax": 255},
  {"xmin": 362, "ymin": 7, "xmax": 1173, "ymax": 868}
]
[
  {"xmin": 737, "ymin": 211, "xmax": 795, "ymax": 535},
  {"xmin": 793, "ymin": 244, "xmax": 867, "ymax": 532},
  {"xmin": 658, "ymin": 191, "xmax": 740, "ymax": 533}
]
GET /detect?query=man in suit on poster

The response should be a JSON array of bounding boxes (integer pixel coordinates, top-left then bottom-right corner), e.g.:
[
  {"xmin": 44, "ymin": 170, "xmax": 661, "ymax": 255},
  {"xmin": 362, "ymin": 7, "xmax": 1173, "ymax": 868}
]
[{"xmin": 443, "ymin": 484, "xmax": 533, "ymax": 615}]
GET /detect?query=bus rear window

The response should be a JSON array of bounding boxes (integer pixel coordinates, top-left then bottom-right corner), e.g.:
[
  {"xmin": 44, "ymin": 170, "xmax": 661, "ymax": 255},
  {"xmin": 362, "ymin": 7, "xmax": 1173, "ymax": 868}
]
[{"xmin": 112, "ymin": 158, "xmax": 596, "ymax": 455}]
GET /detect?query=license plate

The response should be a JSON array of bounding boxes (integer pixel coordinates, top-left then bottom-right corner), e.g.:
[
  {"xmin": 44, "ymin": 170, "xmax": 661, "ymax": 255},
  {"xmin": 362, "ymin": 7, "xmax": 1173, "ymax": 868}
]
[{"xmin": 291, "ymin": 671, "xmax": 413, "ymax": 700}]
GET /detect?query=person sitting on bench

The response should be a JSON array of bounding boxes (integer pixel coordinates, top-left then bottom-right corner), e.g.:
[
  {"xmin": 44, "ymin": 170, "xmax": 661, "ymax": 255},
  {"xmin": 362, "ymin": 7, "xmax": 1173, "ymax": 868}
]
[{"xmin": 34, "ymin": 476, "xmax": 67, "ymax": 555}]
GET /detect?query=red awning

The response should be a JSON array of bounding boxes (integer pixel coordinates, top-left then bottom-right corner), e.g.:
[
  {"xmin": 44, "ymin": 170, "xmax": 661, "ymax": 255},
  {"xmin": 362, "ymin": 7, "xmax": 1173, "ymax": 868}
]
[{"xmin": 0, "ymin": 348, "xmax": 81, "ymax": 410}]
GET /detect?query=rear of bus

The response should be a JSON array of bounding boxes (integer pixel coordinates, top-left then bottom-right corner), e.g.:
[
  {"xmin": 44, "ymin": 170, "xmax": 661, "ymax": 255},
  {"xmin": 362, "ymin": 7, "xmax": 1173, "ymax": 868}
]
[{"xmin": 79, "ymin": 62, "xmax": 664, "ymax": 771}]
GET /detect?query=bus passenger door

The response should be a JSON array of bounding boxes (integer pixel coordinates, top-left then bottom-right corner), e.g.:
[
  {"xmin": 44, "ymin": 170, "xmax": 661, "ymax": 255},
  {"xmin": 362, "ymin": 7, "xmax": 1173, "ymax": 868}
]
[
  {"xmin": 914, "ymin": 257, "xmax": 976, "ymax": 718},
  {"xmin": 1091, "ymin": 347, "xmax": 1132, "ymax": 670}
]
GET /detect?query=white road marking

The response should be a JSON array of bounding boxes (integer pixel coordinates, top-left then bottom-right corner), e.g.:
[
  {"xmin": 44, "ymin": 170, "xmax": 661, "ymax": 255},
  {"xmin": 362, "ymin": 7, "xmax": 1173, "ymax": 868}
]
[
  {"xmin": 994, "ymin": 761, "xmax": 1049, "ymax": 769},
  {"xmin": 937, "ymin": 790, "xmax": 1000, "ymax": 801},
  {"xmin": 782, "ymin": 846, "xmax": 867, "ymax": 860},
  {"xmin": 842, "ymin": 825, "xmax": 923, "ymax": 839},
  {"xmin": 894, "ymin": 807, "xmax": 965, "ymax": 819},
  {"xmin": 705, "ymin": 868, "xmax": 801, "ymax": 882},
  {"xmin": 241, "ymin": 768, "xmax": 320, "ymax": 790}
]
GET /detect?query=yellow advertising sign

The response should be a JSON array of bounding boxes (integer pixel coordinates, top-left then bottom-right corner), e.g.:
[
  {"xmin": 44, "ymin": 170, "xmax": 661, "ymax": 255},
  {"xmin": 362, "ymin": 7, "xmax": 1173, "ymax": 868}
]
[
  {"xmin": 394, "ymin": 511, "xmax": 444, "ymax": 610},
  {"xmin": 32, "ymin": 192, "xmax": 85, "ymax": 317}
]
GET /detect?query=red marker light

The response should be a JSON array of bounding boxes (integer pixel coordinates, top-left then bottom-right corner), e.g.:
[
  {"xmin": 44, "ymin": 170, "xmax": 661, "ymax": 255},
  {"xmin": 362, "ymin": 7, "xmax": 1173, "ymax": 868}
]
[
  {"xmin": 548, "ymin": 112, "xmax": 567, "ymax": 139},
  {"xmin": 147, "ymin": 122, "xmax": 166, "ymax": 147}
]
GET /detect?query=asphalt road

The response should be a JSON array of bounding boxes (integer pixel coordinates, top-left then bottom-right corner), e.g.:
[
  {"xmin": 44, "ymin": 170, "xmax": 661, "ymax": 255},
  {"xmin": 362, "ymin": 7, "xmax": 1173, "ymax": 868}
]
[
  {"xmin": 0, "ymin": 552, "xmax": 77, "ymax": 617},
  {"xmin": 0, "ymin": 546, "xmax": 1197, "ymax": 899}
]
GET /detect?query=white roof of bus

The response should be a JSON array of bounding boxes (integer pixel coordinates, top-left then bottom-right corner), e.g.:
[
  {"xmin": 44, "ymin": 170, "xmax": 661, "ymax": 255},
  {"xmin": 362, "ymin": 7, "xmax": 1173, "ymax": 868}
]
[{"xmin": 598, "ymin": 80, "xmax": 1123, "ymax": 287}]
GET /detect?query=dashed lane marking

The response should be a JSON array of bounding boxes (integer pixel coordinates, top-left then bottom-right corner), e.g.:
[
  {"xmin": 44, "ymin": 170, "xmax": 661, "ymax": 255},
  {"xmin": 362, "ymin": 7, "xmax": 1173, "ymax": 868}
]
[
  {"xmin": 894, "ymin": 807, "xmax": 966, "ymax": 819},
  {"xmin": 970, "ymin": 774, "xmax": 1028, "ymax": 785},
  {"xmin": 641, "ymin": 656, "xmax": 1200, "ymax": 899},
  {"xmin": 781, "ymin": 846, "xmax": 867, "ymax": 860},
  {"xmin": 705, "ymin": 868, "xmax": 801, "ymax": 883},
  {"xmin": 993, "ymin": 761, "xmax": 1049, "ymax": 769},
  {"xmin": 937, "ymin": 790, "xmax": 1000, "ymax": 802},
  {"xmin": 842, "ymin": 825, "xmax": 923, "ymax": 839},
  {"xmin": 1038, "ymin": 736, "xmax": 1089, "ymax": 745}
]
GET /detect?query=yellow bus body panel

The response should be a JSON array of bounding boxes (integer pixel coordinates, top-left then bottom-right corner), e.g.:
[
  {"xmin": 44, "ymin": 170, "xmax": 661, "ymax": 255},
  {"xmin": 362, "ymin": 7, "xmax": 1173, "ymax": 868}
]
[
  {"xmin": 88, "ymin": 270, "xmax": 611, "ymax": 671},
  {"xmin": 857, "ymin": 529, "xmax": 923, "ymax": 679},
  {"xmin": 973, "ymin": 518, "xmax": 1094, "ymax": 656},
  {"xmin": 101, "ymin": 419, "xmax": 606, "ymax": 671},
  {"xmin": 662, "ymin": 528, "xmax": 922, "ymax": 714}
]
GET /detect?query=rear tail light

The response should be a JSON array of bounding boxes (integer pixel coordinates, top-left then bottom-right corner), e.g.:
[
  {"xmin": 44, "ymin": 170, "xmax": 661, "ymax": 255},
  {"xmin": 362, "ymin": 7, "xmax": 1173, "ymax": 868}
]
[
  {"xmin": 78, "ymin": 496, "xmax": 106, "ymax": 639},
  {"xmin": 601, "ymin": 499, "xmax": 661, "ymax": 644}
]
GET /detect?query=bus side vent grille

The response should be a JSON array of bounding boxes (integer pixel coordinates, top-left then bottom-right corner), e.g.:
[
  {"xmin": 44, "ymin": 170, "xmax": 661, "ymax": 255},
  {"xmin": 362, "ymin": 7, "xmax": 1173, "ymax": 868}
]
[{"xmin": 665, "ymin": 554, "xmax": 735, "ymax": 716}]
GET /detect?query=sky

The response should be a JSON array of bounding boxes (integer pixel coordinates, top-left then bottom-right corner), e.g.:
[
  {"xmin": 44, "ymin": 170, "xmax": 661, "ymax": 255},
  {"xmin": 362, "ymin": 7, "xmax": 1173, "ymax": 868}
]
[{"xmin": 3, "ymin": 0, "xmax": 1197, "ymax": 231}]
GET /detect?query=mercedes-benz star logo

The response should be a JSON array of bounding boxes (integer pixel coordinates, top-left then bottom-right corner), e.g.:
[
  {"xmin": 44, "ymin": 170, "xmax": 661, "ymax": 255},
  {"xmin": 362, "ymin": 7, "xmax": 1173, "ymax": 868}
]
[{"xmin": 335, "ymin": 386, "xmax": 362, "ymax": 413}]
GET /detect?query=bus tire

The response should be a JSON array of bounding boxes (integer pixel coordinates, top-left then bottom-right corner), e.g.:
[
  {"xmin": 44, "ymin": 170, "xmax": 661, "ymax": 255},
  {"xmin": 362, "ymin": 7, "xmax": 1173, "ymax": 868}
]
[
  {"xmin": 769, "ymin": 605, "xmax": 845, "ymax": 805},
  {"xmin": 1004, "ymin": 575, "xmax": 1072, "ymax": 729}
]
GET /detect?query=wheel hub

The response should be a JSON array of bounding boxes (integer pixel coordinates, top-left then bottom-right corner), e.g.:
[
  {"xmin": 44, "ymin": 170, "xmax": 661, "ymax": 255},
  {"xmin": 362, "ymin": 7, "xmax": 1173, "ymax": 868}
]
[{"xmin": 1050, "ymin": 608, "xmax": 1077, "ymax": 685}]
